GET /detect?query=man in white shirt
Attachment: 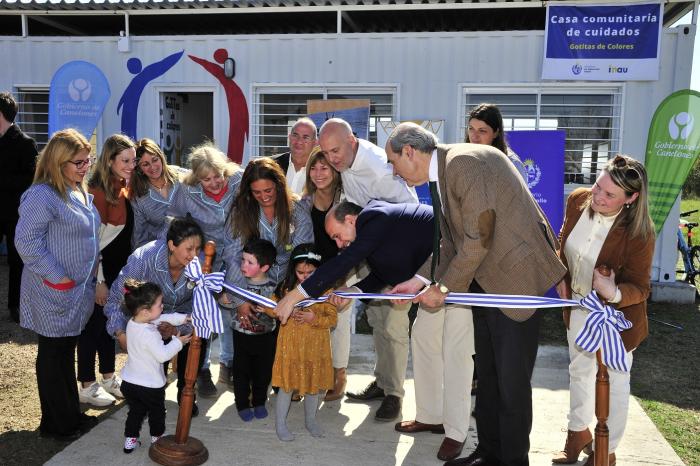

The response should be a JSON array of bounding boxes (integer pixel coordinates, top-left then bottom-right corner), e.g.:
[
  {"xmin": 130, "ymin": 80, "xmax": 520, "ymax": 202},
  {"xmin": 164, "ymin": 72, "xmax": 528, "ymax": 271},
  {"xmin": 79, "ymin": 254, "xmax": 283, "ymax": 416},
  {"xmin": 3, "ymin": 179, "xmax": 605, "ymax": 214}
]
[
  {"xmin": 319, "ymin": 118, "xmax": 417, "ymax": 206},
  {"xmin": 271, "ymin": 117, "xmax": 317, "ymax": 194},
  {"xmin": 313, "ymin": 118, "xmax": 417, "ymax": 423}
]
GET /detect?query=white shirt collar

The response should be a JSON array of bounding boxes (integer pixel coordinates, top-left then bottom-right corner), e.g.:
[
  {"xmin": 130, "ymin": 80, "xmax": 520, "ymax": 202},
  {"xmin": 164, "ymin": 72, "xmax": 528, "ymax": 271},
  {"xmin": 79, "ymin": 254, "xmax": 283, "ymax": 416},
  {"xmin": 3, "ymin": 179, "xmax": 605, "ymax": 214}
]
[{"xmin": 429, "ymin": 149, "xmax": 439, "ymax": 182}]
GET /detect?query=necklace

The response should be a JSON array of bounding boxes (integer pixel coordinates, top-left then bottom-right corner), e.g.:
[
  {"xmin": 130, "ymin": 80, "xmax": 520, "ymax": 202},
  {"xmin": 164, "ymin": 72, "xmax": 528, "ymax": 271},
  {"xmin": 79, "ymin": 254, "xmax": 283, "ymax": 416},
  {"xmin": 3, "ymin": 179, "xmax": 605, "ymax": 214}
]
[{"xmin": 150, "ymin": 180, "xmax": 167, "ymax": 194}]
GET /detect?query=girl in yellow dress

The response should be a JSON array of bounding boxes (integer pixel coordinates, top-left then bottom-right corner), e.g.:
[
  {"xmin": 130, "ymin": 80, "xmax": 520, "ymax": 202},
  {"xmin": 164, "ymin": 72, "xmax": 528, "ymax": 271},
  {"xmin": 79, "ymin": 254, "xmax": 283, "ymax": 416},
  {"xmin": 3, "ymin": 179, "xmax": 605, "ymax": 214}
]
[{"xmin": 270, "ymin": 243, "xmax": 337, "ymax": 441}]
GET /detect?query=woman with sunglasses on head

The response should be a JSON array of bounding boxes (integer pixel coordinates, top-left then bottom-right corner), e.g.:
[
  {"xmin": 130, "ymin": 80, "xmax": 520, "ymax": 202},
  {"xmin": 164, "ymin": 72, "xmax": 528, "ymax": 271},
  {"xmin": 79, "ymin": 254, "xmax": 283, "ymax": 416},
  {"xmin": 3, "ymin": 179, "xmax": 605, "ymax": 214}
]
[
  {"xmin": 166, "ymin": 142, "xmax": 242, "ymax": 395},
  {"xmin": 15, "ymin": 128, "xmax": 100, "ymax": 440},
  {"xmin": 552, "ymin": 155, "xmax": 655, "ymax": 466},
  {"xmin": 466, "ymin": 103, "xmax": 528, "ymax": 183},
  {"xmin": 76, "ymin": 134, "xmax": 137, "ymax": 407},
  {"xmin": 130, "ymin": 138, "xmax": 186, "ymax": 250}
]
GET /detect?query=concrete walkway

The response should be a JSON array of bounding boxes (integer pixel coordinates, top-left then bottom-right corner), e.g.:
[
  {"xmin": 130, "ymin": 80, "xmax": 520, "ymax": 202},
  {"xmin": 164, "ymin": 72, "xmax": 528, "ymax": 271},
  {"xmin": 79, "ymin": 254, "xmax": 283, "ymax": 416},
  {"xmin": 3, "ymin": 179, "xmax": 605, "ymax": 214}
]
[{"xmin": 46, "ymin": 335, "xmax": 683, "ymax": 466}]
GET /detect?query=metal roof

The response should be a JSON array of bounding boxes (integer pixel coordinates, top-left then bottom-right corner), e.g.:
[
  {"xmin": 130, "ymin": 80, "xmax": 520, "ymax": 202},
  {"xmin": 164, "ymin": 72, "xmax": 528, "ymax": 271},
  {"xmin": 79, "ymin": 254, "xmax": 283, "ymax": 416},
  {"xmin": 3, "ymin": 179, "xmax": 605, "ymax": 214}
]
[{"xmin": 0, "ymin": 0, "xmax": 685, "ymax": 14}]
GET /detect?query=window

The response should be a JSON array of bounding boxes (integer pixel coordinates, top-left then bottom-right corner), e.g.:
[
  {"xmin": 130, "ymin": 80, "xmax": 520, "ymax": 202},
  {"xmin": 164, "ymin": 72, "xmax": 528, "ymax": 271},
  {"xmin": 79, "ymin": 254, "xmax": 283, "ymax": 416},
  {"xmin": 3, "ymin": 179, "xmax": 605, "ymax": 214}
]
[
  {"xmin": 13, "ymin": 86, "xmax": 99, "ymax": 154},
  {"xmin": 461, "ymin": 85, "xmax": 623, "ymax": 185},
  {"xmin": 251, "ymin": 85, "xmax": 397, "ymax": 158},
  {"xmin": 14, "ymin": 87, "xmax": 50, "ymax": 150}
]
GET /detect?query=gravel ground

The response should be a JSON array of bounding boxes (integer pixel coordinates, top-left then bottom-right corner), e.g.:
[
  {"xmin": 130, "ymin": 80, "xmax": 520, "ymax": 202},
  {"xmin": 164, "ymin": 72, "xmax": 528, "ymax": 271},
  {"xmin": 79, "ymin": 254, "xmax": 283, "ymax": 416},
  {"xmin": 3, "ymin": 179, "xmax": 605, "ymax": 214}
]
[{"xmin": 0, "ymin": 257, "xmax": 127, "ymax": 466}]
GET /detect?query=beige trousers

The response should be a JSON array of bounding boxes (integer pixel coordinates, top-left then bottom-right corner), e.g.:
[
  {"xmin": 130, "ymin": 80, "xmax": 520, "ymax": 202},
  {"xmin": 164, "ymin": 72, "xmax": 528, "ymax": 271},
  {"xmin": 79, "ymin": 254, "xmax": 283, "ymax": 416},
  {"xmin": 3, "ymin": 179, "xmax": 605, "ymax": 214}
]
[
  {"xmin": 411, "ymin": 303, "xmax": 475, "ymax": 442},
  {"xmin": 567, "ymin": 307, "xmax": 632, "ymax": 452},
  {"xmin": 366, "ymin": 297, "xmax": 410, "ymax": 398}
]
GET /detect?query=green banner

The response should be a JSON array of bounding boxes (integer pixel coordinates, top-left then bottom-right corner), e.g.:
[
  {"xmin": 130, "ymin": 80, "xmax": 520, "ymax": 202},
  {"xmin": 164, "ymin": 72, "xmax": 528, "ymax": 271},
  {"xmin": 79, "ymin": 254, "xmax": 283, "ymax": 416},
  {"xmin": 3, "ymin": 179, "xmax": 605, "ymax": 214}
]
[{"xmin": 645, "ymin": 89, "xmax": 700, "ymax": 234}]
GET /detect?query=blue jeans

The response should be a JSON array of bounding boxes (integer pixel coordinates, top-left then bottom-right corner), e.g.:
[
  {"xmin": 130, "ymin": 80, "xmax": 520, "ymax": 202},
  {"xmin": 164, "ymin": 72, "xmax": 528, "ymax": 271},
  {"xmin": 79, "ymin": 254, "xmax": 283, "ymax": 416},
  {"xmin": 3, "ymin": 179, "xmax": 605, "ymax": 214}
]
[{"xmin": 219, "ymin": 305, "xmax": 235, "ymax": 367}]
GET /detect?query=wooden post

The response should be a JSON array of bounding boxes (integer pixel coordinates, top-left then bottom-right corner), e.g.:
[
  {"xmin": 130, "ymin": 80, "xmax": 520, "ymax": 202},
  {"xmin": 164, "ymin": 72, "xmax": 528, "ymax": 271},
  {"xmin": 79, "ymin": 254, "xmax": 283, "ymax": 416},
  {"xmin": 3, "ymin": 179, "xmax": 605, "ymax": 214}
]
[
  {"xmin": 150, "ymin": 241, "xmax": 216, "ymax": 466},
  {"xmin": 593, "ymin": 266, "xmax": 611, "ymax": 466},
  {"xmin": 594, "ymin": 350, "xmax": 610, "ymax": 466}
]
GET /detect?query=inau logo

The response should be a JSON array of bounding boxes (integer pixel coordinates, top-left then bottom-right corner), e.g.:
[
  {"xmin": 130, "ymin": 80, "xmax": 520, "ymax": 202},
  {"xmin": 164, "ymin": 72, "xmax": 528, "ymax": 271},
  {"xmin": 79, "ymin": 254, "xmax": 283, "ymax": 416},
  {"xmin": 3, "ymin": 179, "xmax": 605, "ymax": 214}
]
[
  {"xmin": 571, "ymin": 63, "xmax": 582, "ymax": 75},
  {"xmin": 68, "ymin": 78, "xmax": 92, "ymax": 102},
  {"xmin": 668, "ymin": 112, "xmax": 694, "ymax": 140},
  {"xmin": 608, "ymin": 66, "xmax": 628, "ymax": 74}
]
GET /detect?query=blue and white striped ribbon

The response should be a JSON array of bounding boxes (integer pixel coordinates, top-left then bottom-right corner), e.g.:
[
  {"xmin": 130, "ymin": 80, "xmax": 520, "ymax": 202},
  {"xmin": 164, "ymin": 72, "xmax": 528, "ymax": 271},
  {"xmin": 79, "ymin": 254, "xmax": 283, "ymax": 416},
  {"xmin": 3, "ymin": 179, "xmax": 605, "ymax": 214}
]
[
  {"xmin": 574, "ymin": 292, "xmax": 632, "ymax": 372},
  {"xmin": 184, "ymin": 257, "xmax": 226, "ymax": 339},
  {"xmin": 221, "ymin": 283, "xmax": 633, "ymax": 373}
]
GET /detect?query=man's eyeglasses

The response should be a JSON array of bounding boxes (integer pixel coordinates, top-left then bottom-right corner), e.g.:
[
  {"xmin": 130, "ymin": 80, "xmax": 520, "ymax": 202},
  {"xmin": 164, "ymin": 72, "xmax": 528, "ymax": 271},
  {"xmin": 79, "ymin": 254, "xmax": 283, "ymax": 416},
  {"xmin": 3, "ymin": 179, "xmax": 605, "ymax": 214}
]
[
  {"xmin": 66, "ymin": 157, "xmax": 96, "ymax": 169},
  {"xmin": 612, "ymin": 155, "xmax": 640, "ymax": 180},
  {"xmin": 290, "ymin": 132, "xmax": 315, "ymax": 142}
]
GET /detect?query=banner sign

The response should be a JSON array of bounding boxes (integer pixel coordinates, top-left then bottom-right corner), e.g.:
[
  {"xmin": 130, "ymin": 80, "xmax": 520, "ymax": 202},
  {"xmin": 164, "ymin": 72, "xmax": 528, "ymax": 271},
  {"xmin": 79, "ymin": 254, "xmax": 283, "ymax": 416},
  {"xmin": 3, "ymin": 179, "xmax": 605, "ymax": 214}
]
[
  {"xmin": 308, "ymin": 99, "xmax": 370, "ymax": 141},
  {"xmin": 542, "ymin": 2, "xmax": 662, "ymax": 81},
  {"xmin": 507, "ymin": 130, "xmax": 566, "ymax": 235},
  {"xmin": 645, "ymin": 90, "xmax": 700, "ymax": 234},
  {"xmin": 49, "ymin": 61, "xmax": 110, "ymax": 139}
]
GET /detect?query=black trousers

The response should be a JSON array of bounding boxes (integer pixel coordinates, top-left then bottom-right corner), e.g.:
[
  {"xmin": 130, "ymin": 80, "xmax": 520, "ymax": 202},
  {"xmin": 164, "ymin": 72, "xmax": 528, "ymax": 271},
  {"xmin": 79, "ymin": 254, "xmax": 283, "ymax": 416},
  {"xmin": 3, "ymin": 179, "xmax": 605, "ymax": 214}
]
[
  {"xmin": 472, "ymin": 287, "xmax": 541, "ymax": 466},
  {"xmin": 121, "ymin": 380, "xmax": 166, "ymax": 438},
  {"xmin": 77, "ymin": 305, "xmax": 115, "ymax": 382},
  {"xmin": 1, "ymin": 219, "xmax": 22, "ymax": 310},
  {"xmin": 169, "ymin": 338, "xmax": 208, "ymax": 403},
  {"xmin": 36, "ymin": 334, "xmax": 82, "ymax": 436},
  {"xmin": 232, "ymin": 328, "xmax": 278, "ymax": 412}
]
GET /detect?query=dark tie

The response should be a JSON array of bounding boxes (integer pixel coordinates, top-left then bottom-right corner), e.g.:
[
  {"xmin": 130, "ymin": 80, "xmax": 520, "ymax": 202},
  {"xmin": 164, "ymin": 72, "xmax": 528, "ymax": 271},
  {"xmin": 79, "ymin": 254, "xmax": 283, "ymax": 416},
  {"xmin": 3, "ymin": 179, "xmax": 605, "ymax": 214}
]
[{"xmin": 429, "ymin": 181, "xmax": 442, "ymax": 282}]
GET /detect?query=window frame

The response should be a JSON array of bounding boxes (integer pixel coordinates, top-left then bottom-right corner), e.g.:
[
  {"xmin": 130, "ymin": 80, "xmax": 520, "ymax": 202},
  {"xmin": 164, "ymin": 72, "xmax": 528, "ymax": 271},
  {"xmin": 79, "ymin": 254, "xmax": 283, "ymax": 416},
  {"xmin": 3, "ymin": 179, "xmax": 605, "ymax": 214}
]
[
  {"xmin": 458, "ymin": 82, "xmax": 625, "ymax": 188},
  {"xmin": 250, "ymin": 83, "xmax": 400, "ymax": 158}
]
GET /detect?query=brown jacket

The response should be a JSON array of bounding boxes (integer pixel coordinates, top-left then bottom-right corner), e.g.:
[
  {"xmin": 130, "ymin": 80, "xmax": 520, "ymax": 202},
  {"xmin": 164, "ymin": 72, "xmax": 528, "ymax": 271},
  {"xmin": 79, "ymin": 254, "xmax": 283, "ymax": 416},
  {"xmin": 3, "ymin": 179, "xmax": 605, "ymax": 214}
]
[
  {"xmin": 418, "ymin": 143, "xmax": 567, "ymax": 321},
  {"xmin": 559, "ymin": 188, "xmax": 655, "ymax": 351}
]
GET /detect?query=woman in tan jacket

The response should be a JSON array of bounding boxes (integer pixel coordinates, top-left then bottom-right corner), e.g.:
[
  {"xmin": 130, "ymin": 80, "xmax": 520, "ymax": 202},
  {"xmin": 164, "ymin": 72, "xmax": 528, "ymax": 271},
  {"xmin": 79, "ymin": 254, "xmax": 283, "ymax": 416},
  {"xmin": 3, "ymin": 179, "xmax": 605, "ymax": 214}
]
[{"xmin": 552, "ymin": 155, "xmax": 655, "ymax": 466}]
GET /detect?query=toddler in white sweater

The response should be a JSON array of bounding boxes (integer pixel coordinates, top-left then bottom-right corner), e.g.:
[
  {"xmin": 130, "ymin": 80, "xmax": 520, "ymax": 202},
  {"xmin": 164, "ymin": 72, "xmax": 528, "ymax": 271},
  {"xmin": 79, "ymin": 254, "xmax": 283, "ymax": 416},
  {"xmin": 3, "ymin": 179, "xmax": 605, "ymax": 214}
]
[{"xmin": 119, "ymin": 279, "xmax": 191, "ymax": 453}]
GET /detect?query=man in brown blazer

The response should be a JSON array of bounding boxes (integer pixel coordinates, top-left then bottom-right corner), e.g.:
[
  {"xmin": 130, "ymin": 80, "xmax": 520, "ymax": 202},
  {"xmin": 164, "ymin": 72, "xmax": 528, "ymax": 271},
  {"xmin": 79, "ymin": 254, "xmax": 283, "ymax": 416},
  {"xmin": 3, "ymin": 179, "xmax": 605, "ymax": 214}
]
[{"xmin": 387, "ymin": 122, "xmax": 566, "ymax": 466}]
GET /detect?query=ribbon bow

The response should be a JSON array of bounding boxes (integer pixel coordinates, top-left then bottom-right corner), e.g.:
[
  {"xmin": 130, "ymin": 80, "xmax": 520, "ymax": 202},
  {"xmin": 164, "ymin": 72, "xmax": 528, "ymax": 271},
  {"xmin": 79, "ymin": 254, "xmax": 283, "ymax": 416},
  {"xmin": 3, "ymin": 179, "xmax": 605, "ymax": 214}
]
[
  {"xmin": 575, "ymin": 292, "xmax": 633, "ymax": 372},
  {"xmin": 185, "ymin": 256, "xmax": 225, "ymax": 339}
]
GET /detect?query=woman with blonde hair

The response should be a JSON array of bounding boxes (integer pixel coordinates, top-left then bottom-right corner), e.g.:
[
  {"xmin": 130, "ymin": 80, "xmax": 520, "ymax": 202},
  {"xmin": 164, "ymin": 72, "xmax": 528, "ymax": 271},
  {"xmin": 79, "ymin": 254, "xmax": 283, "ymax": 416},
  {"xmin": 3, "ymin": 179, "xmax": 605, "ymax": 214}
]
[
  {"xmin": 15, "ymin": 128, "xmax": 100, "ymax": 440},
  {"xmin": 77, "ymin": 134, "xmax": 136, "ymax": 407},
  {"xmin": 167, "ymin": 141, "xmax": 242, "ymax": 394},
  {"xmin": 130, "ymin": 138, "xmax": 184, "ymax": 249},
  {"xmin": 552, "ymin": 155, "xmax": 655, "ymax": 466}
]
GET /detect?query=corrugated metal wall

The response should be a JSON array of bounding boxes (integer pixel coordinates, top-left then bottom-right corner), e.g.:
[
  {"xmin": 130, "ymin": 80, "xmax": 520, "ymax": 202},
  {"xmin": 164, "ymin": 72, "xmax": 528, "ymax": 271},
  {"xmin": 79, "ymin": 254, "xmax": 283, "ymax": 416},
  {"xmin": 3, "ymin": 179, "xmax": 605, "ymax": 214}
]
[{"xmin": 0, "ymin": 27, "xmax": 696, "ymax": 280}]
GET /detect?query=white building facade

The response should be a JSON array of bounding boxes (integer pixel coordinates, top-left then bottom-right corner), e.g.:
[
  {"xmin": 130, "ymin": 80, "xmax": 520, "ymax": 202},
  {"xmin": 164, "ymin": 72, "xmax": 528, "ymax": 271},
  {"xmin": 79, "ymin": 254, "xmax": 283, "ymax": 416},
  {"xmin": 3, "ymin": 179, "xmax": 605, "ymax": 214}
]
[{"xmin": 0, "ymin": 0, "xmax": 696, "ymax": 287}]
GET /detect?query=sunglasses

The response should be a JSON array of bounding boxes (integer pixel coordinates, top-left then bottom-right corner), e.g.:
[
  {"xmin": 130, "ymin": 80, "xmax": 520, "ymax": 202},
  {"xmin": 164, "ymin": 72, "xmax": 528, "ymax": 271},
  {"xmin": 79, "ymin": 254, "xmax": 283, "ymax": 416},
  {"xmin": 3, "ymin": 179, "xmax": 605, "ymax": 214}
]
[
  {"xmin": 612, "ymin": 156, "xmax": 640, "ymax": 180},
  {"xmin": 66, "ymin": 157, "xmax": 96, "ymax": 169}
]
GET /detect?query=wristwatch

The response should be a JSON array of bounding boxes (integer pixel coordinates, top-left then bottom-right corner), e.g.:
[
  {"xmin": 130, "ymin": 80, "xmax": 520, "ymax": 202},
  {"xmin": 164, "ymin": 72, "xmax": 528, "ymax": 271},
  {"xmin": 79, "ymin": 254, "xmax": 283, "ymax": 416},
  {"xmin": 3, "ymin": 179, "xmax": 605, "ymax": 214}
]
[{"xmin": 436, "ymin": 282, "xmax": 449, "ymax": 294}]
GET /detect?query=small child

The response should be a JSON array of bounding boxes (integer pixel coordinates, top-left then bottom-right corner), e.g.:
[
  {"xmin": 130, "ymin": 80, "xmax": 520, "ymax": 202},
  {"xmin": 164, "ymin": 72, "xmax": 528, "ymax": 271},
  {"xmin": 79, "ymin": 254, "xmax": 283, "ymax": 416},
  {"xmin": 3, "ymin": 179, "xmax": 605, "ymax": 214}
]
[
  {"xmin": 271, "ymin": 244, "xmax": 337, "ymax": 441},
  {"xmin": 231, "ymin": 238, "xmax": 278, "ymax": 422},
  {"xmin": 119, "ymin": 279, "xmax": 191, "ymax": 454}
]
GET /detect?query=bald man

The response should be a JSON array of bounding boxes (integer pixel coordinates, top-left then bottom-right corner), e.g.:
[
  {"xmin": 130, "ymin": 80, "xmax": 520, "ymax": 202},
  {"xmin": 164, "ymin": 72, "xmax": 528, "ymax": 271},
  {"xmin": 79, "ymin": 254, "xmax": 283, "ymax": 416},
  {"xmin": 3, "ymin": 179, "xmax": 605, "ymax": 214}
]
[{"xmin": 318, "ymin": 118, "xmax": 417, "ymax": 206}]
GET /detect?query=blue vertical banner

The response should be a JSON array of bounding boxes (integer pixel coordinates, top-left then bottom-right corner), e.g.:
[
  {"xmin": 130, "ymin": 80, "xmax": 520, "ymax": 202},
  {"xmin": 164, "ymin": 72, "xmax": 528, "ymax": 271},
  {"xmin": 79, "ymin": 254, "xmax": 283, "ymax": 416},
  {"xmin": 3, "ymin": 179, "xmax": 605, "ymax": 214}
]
[
  {"xmin": 542, "ymin": 2, "xmax": 662, "ymax": 81},
  {"xmin": 49, "ymin": 61, "xmax": 110, "ymax": 139},
  {"xmin": 506, "ymin": 130, "xmax": 566, "ymax": 235}
]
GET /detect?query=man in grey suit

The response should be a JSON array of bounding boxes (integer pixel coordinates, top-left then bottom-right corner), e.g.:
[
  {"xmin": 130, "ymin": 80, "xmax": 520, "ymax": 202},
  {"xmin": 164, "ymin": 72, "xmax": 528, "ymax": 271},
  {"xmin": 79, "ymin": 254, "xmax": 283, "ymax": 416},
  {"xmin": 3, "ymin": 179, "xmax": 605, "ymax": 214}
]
[{"xmin": 387, "ymin": 122, "xmax": 566, "ymax": 466}]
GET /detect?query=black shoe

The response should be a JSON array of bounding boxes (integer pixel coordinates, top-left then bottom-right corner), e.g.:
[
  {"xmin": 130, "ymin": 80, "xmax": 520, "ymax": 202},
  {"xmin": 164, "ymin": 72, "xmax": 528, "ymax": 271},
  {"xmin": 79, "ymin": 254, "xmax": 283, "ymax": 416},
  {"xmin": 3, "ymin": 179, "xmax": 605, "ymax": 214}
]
[
  {"xmin": 444, "ymin": 447, "xmax": 497, "ymax": 466},
  {"xmin": 78, "ymin": 414, "xmax": 98, "ymax": 433},
  {"xmin": 197, "ymin": 368, "xmax": 217, "ymax": 398},
  {"xmin": 39, "ymin": 429, "xmax": 81, "ymax": 442},
  {"xmin": 192, "ymin": 402, "xmax": 199, "ymax": 417},
  {"xmin": 346, "ymin": 380, "xmax": 385, "ymax": 401},
  {"xmin": 9, "ymin": 307, "xmax": 19, "ymax": 323},
  {"xmin": 374, "ymin": 395, "xmax": 401, "ymax": 422}
]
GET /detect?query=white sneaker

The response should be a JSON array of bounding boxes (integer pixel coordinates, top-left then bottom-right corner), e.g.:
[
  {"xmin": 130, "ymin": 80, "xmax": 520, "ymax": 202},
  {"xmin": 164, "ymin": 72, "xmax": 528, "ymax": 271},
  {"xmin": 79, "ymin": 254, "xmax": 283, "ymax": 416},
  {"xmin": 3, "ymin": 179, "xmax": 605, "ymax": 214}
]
[
  {"xmin": 100, "ymin": 374, "xmax": 123, "ymax": 398},
  {"xmin": 79, "ymin": 382, "xmax": 116, "ymax": 406}
]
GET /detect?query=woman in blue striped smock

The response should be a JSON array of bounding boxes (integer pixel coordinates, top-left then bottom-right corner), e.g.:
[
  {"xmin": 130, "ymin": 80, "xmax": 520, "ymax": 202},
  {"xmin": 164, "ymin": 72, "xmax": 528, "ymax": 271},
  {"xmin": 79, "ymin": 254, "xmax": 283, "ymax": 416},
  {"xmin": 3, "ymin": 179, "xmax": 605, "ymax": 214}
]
[
  {"xmin": 103, "ymin": 217, "xmax": 207, "ymax": 417},
  {"xmin": 130, "ymin": 138, "xmax": 186, "ymax": 250},
  {"xmin": 221, "ymin": 157, "xmax": 313, "ymax": 401},
  {"xmin": 167, "ymin": 143, "xmax": 242, "ymax": 393},
  {"xmin": 15, "ymin": 128, "xmax": 100, "ymax": 441},
  {"xmin": 76, "ymin": 134, "xmax": 136, "ymax": 408}
]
